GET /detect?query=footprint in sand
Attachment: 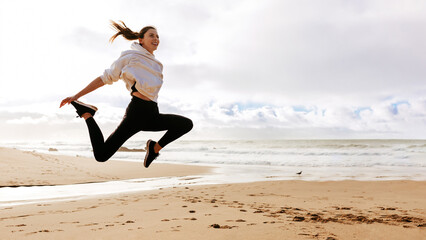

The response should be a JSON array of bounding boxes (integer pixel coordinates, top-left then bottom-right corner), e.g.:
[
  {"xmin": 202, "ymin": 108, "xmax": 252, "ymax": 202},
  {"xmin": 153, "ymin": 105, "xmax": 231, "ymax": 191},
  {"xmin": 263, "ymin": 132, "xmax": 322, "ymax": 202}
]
[
  {"xmin": 78, "ymin": 223, "xmax": 98, "ymax": 227},
  {"xmin": 210, "ymin": 224, "xmax": 236, "ymax": 229},
  {"xmin": 145, "ymin": 209, "xmax": 159, "ymax": 212},
  {"xmin": 6, "ymin": 224, "xmax": 26, "ymax": 227}
]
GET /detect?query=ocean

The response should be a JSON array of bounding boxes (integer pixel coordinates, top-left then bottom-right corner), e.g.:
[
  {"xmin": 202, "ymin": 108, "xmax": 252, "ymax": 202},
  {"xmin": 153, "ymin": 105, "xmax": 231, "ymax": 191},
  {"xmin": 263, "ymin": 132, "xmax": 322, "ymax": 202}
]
[{"xmin": 2, "ymin": 139, "xmax": 426, "ymax": 181}]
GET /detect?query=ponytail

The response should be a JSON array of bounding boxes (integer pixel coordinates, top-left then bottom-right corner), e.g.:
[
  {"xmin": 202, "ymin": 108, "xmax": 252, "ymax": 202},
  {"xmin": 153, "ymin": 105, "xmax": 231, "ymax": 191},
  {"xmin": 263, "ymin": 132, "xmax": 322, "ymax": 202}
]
[
  {"xmin": 109, "ymin": 20, "xmax": 157, "ymax": 43},
  {"xmin": 109, "ymin": 20, "xmax": 139, "ymax": 43}
]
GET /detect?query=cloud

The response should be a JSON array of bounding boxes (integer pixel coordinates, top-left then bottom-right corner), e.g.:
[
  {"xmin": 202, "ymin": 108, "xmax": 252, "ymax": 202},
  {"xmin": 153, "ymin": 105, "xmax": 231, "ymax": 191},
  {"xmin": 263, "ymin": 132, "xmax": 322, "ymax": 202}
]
[
  {"xmin": 156, "ymin": 95, "xmax": 426, "ymax": 138},
  {"xmin": 6, "ymin": 116, "xmax": 49, "ymax": 125},
  {"xmin": 178, "ymin": 1, "xmax": 425, "ymax": 103},
  {"xmin": 0, "ymin": 95, "xmax": 424, "ymax": 141}
]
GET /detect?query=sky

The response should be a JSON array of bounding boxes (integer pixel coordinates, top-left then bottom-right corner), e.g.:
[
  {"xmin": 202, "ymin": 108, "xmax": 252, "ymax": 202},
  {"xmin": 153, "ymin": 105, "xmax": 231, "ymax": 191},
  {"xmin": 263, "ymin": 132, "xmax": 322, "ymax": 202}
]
[{"xmin": 0, "ymin": 0, "xmax": 425, "ymax": 142}]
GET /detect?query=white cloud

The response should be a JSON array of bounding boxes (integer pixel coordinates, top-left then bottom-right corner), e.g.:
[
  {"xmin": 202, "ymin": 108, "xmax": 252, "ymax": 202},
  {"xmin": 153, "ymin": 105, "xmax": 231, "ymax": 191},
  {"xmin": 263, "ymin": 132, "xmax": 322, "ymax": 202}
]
[
  {"xmin": 6, "ymin": 116, "xmax": 49, "ymax": 125},
  {"xmin": 0, "ymin": 95, "xmax": 424, "ymax": 141}
]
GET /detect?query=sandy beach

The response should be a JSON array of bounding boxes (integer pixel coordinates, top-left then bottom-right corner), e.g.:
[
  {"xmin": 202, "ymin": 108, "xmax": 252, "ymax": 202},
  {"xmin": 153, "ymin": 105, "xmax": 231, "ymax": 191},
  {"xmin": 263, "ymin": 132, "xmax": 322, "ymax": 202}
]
[
  {"xmin": 0, "ymin": 147, "xmax": 425, "ymax": 239},
  {"xmin": 0, "ymin": 147, "xmax": 211, "ymax": 187}
]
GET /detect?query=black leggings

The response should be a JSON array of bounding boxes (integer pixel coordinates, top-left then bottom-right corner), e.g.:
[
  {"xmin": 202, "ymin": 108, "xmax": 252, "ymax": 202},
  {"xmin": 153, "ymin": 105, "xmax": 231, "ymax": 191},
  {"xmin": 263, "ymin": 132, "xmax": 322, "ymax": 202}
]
[{"xmin": 85, "ymin": 97, "xmax": 193, "ymax": 162}]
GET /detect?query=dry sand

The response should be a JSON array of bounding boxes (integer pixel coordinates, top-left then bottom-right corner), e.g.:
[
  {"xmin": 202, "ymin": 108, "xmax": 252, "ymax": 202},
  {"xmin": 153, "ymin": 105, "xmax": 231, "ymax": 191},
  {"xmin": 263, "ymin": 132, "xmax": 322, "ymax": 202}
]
[{"xmin": 0, "ymin": 147, "xmax": 425, "ymax": 239}]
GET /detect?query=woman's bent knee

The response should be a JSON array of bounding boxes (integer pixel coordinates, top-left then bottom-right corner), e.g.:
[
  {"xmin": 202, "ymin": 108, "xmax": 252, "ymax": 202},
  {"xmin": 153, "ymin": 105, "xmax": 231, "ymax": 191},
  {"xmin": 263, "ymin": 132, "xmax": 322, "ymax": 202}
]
[
  {"xmin": 94, "ymin": 153, "xmax": 109, "ymax": 162},
  {"xmin": 184, "ymin": 118, "xmax": 193, "ymax": 133}
]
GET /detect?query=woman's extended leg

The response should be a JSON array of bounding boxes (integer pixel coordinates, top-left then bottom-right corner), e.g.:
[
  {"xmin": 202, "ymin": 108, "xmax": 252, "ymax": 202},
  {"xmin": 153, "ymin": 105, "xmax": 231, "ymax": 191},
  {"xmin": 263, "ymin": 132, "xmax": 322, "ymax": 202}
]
[{"xmin": 85, "ymin": 116, "xmax": 139, "ymax": 162}]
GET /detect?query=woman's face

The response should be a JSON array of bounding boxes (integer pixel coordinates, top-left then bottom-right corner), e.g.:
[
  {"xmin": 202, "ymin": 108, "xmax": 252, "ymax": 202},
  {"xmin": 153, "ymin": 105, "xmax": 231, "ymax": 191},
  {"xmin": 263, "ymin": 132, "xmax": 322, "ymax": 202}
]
[{"xmin": 139, "ymin": 28, "xmax": 159, "ymax": 54}]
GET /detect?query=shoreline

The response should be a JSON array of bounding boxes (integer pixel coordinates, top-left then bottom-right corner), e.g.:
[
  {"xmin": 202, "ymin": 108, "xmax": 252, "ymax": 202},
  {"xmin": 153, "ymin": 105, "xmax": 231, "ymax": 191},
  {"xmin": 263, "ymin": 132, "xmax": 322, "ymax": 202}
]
[{"xmin": 1, "ymin": 146, "xmax": 426, "ymax": 208}]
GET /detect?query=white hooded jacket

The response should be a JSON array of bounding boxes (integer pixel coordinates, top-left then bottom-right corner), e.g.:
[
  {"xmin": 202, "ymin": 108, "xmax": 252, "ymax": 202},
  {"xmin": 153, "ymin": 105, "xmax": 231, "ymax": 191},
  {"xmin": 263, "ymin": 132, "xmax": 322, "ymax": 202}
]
[{"xmin": 100, "ymin": 42, "xmax": 163, "ymax": 102}]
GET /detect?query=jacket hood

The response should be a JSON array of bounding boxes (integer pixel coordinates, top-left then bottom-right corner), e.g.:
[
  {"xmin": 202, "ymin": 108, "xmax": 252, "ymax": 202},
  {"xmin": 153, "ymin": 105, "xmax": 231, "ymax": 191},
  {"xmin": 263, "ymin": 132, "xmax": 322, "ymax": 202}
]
[{"xmin": 119, "ymin": 42, "xmax": 159, "ymax": 63}]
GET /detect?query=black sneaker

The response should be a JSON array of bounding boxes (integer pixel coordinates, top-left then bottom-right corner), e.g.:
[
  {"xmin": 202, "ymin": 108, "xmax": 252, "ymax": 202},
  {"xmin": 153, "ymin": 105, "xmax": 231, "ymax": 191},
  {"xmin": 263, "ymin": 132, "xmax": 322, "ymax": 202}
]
[
  {"xmin": 71, "ymin": 100, "xmax": 98, "ymax": 118},
  {"xmin": 144, "ymin": 139, "xmax": 159, "ymax": 168}
]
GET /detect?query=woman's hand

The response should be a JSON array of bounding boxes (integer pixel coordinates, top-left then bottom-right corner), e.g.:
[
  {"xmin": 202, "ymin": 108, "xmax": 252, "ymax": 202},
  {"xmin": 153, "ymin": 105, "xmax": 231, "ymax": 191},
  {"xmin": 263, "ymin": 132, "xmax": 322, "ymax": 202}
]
[
  {"xmin": 59, "ymin": 77, "xmax": 105, "ymax": 108},
  {"xmin": 60, "ymin": 95, "xmax": 78, "ymax": 108}
]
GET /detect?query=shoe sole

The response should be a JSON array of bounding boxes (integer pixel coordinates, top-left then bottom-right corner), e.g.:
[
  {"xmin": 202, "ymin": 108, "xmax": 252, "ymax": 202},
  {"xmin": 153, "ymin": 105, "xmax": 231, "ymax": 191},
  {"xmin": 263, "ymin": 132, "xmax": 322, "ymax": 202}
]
[
  {"xmin": 144, "ymin": 140, "xmax": 152, "ymax": 168},
  {"xmin": 73, "ymin": 100, "xmax": 98, "ymax": 111}
]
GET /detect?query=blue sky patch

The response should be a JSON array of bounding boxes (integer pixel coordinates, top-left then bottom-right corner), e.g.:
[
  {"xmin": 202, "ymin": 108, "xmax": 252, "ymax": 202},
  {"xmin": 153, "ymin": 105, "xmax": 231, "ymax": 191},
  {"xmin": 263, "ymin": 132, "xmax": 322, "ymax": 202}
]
[
  {"xmin": 354, "ymin": 107, "xmax": 372, "ymax": 118},
  {"xmin": 292, "ymin": 105, "xmax": 313, "ymax": 113},
  {"xmin": 390, "ymin": 101, "xmax": 410, "ymax": 115}
]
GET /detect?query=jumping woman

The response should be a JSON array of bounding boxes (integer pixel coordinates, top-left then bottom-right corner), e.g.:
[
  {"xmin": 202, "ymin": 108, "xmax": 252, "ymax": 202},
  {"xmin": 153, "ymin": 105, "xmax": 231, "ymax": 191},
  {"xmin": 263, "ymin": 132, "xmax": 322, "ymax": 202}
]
[{"xmin": 59, "ymin": 21, "xmax": 193, "ymax": 168}]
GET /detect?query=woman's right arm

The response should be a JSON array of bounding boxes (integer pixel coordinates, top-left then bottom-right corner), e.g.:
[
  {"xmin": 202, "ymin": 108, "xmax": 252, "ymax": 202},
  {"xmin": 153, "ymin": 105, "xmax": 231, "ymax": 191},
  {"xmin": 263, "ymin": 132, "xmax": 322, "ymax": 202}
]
[{"xmin": 59, "ymin": 76, "xmax": 105, "ymax": 108}]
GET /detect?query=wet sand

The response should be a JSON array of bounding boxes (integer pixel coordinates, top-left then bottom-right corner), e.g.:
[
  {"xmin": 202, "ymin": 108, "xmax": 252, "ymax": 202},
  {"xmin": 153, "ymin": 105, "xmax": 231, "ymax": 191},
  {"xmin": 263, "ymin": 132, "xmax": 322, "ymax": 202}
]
[{"xmin": 0, "ymin": 147, "xmax": 425, "ymax": 239}]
